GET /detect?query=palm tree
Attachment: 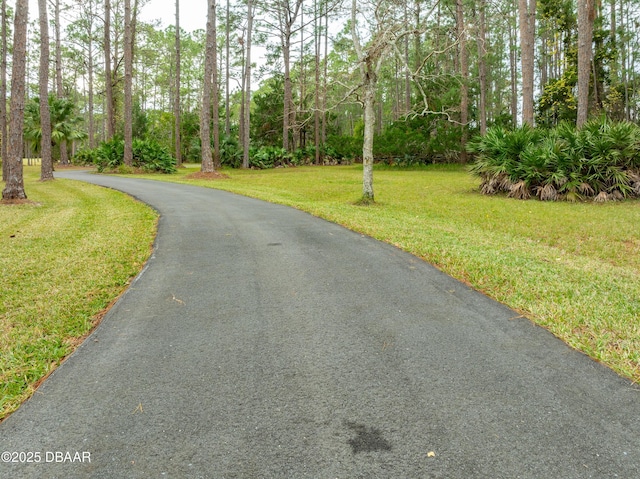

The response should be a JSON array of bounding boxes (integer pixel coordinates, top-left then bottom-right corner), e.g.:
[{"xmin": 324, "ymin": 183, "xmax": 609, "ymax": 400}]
[{"xmin": 24, "ymin": 94, "xmax": 87, "ymax": 157}]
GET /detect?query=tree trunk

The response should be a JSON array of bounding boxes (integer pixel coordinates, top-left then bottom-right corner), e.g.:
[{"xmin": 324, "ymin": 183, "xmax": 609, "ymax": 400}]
[
  {"xmin": 457, "ymin": 0, "xmax": 468, "ymax": 162},
  {"xmin": 404, "ymin": 2, "xmax": 410, "ymax": 114},
  {"xmin": 280, "ymin": 0, "xmax": 303, "ymax": 153},
  {"xmin": 314, "ymin": 0, "xmax": 320, "ymax": 165},
  {"xmin": 38, "ymin": 0, "xmax": 53, "ymax": 181},
  {"xmin": 225, "ymin": 0, "xmax": 231, "ymax": 136},
  {"xmin": 104, "ymin": 0, "xmax": 115, "ymax": 140},
  {"xmin": 519, "ymin": 0, "xmax": 536, "ymax": 126},
  {"xmin": 87, "ymin": 7, "xmax": 95, "ymax": 149},
  {"xmin": 175, "ymin": 0, "xmax": 182, "ymax": 166},
  {"xmin": 123, "ymin": 0, "xmax": 133, "ymax": 166},
  {"xmin": 577, "ymin": 0, "xmax": 594, "ymax": 127},
  {"xmin": 2, "ymin": 0, "xmax": 28, "ymax": 200},
  {"xmin": 201, "ymin": 0, "xmax": 216, "ymax": 172},
  {"xmin": 283, "ymin": 33, "xmax": 292, "ymax": 152},
  {"xmin": 211, "ymin": 0, "xmax": 220, "ymax": 169},
  {"xmin": 54, "ymin": 0, "xmax": 69, "ymax": 165},
  {"xmin": 509, "ymin": 12, "xmax": 518, "ymax": 126},
  {"xmin": 321, "ymin": 0, "xmax": 328, "ymax": 148},
  {"xmin": 362, "ymin": 78, "xmax": 376, "ymax": 200},
  {"xmin": 1, "ymin": 0, "xmax": 8, "ymax": 181},
  {"xmin": 243, "ymin": 0, "xmax": 253, "ymax": 169},
  {"xmin": 477, "ymin": 0, "xmax": 487, "ymax": 135}
]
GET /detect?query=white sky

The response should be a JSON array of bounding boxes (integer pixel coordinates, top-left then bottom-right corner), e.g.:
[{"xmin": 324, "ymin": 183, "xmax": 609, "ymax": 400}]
[
  {"xmin": 27, "ymin": 0, "xmax": 208, "ymax": 33},
  {"xmin": 138, "ymin": 0, "xmax": 207, "ymax": 32}
]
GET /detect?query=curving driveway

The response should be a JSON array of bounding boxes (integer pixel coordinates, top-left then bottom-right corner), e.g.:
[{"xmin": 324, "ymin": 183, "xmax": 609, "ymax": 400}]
[{"xmin": 1, "ymin": 170, "xmax": 639, "ymax": 478}]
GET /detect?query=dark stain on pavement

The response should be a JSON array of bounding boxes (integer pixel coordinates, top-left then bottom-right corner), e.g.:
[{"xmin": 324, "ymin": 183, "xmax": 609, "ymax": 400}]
[{"xmin": 345, "ymin": 421, "xmax": 392, "ymax": 454}]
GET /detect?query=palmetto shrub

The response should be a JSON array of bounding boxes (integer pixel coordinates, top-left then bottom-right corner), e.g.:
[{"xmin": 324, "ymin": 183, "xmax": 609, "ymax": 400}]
[
  {"xmin": 89, "ymin": 138, "xmax": 177, "ymax": 174},
  {"xmin": 468, "ymin": 118, "xmax": 640, "ymax": 201}
]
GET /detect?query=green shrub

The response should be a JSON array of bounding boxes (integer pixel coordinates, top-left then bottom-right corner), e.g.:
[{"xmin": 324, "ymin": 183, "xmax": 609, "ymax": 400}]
[
  {"xmin": 90, "ymin": 138, "xmax": 176, "ymax": 174},
  {"xmin": 72, "ymin": 149, "xmax": 100, "ymax": 166},
  {"xmin": 469, "ymin": 118, "xmax": 640, "ymax": 201},
  {"xmin": 94, "ymin": 138, "xmax": 125, "ymax": 172},
  {"xmin": 250, "ymin": 146, "xmax": 293, "ymax": 169},
  {"xmin": 132, "ymin": 139, "xmax": 177, "ymax": 174},
  {"xmin": 220, "ymin": 135, "xmax": 243, "ymax": 168}
]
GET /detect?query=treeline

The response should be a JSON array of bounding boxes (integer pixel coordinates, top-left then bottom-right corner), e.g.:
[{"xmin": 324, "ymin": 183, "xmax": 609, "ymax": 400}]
[{"xmin": 2, "ymin": 0, "xmax": 640, "ymax": 197}]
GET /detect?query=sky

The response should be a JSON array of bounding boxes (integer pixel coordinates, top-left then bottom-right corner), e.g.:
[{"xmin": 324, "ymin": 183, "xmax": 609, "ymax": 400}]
[
  {"xmin": 138, "ymin": 0, "xmax": 207, "ymax": 32},
  {"xmin": 26, "ymin": 0, "xmax": 208, "ymax": 33}
]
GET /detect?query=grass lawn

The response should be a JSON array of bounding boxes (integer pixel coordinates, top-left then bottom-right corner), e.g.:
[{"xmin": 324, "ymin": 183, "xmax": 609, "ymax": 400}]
[
  {"xmin": 130, "ymin": 163, "xmax": 640, "ymax": 383},
  {"xmin": 0, "ymin": 167, "xmax": 157, "ymax": 420}
]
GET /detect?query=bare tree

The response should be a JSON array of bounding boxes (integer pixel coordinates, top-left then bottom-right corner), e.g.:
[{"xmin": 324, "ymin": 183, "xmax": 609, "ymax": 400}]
[
  {"xmin": 2, "ymin": 0, "xmax": 29, "ymax": 200},
  {"xmin": 39, "ymin": 0, "xmax": 54, "ymax": 181},
  {"xmin": 350, "ymin": 0, "xmax": 407, "ymax": 201}
]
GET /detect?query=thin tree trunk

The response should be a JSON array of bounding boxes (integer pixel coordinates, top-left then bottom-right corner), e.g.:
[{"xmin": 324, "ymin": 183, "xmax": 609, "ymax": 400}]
[
  {"xmin": 321, "ymin": 0, "xmax": 328, "ymax": 148},
  {"xmin": 54, "ymin": 0, "xmax": 69, "ymax": 164},
  {"xmin": 509, "ymin": 13, "xmax": 518, "ymax": 126},
  {"xmin": 519, "ymin": 0, "xmax": 536, "ymax": 126},
  {"xmin": 175, "ymin": 0, "xmax": 182, "ymax": 166},
  {"xmin": 457, "ymin": 0, "xmax": 468, "ymax": 161},
  {"xmin": 87, "ymin": 10, "xmax": 95, "ymax": 149},
  {"xmin": 201, "ymin": 0, "xmax": 216, "ymax": 172},
  {"xmin": 283, "ymin": 33, "xmax": 292, "ymax": 152},
  {"xmin": 104, "ymin": 0, "xmax": 115, "ymax": 139},
  {"xmin": 477, "ymin": 0, "xmax": 487, "ymax": 135},
  {"xmin": 123, "ymin": 0, "xmax": 133, "ymax": 166},
  {"xmin": 404, "ymin": 1, "xmax": 410, "ymax": 114},
  {"xmin": 39, "ymin": 0, "xmax": 53, "ymax": 181},
  {"xmin": 243, "ymin": 0, "xmax": 253, "ymax": 169},
  {"xmin": 239, "ymin": 30, "xmax": 246, "ymax": 166},
  {"xmin": 212, "ymin": 0, "xmax": 220, "ymax": 169},
  {"xmin": 1, "ymin": 0, "xmax": 8, "ymax": 181},
  {"xmin": 280, "ymin": 0, "xmax": 303, "ymax": 153},
  {"xmin": 362, "ymin": 79, "xmax": 376, "ymax": 200},
  {"xmin": 314, "ymin": 0, "xmax": 320, "ymax": 164},
  {"xmin": 2, "ymin": 0, "xmax": 29, "ymax": 200},
  {"xmin": 225, "ymin": 0, "xmax": 231, "ymax": 136}
]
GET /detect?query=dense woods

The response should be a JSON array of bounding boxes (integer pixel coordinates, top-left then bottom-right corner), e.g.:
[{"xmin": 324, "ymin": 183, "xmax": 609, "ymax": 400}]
[{"xmin": 2, "ymin": 0, "xmax": 640, "ymax": 199}]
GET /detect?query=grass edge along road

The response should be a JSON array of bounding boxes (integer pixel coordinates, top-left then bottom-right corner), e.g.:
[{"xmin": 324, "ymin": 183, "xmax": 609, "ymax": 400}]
[
  {"xmin": 129, "ymin": 163, "xmax": 640, "ymax": 384},
  {"xmin": 0, "ymin": 167, "xmax": 158, "ymax": 420}
]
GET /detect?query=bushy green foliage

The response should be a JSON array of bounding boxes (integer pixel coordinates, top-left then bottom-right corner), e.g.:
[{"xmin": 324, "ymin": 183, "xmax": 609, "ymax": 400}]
[
  {"xmin": 81, "ymin": 138, "xmax": 177, "ymax": 174},
  {"xmin": 468, "ymin": 118, "xmax": 640, "ymax": 201},
  {"xmin": 72, "ymin": 148, "xmax": 101, "ymax": 166},
  {"xmin": 132, "ymin": 138, "xmax": 178, "ymax": 173},
  {"xmin": 249, "ymin": 146, "xmax": 294, "ymax": 169},
  {"xmin": 220, "ymin": 135, "xmax": 243, "ymax": 168}
]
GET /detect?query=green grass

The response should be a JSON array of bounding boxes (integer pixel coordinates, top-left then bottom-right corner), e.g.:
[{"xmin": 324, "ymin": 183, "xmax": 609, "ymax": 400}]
[
  {"xmin": 1, "ymin": 167, "xmax": 157, "ymax": 420},
  {"xmin": 126, "ymin": 164, "xmax": 640, "ymax": 383}
]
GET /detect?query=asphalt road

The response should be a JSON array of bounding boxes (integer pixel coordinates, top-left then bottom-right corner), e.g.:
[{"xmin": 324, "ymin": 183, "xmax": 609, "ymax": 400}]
[{"xmin": 1, "ymin": 170, "xmax": 639, "ymax": 478}]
